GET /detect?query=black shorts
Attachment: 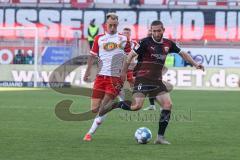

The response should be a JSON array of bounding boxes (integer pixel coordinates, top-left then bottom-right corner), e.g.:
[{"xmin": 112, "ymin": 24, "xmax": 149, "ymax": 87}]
[{"xmin": 133, "ymin": 77, "xmax": 168, "ymax": 97}]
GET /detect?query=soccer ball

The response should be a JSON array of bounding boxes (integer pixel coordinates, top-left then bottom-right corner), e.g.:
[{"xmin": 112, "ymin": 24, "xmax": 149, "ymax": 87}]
[{"xmin": 134, "ymin": 127, "xmax": 152, "ymax": 144}]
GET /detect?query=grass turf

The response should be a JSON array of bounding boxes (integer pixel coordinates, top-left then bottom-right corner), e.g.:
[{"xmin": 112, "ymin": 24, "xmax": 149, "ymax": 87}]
[{"xmin": 0, "ymin": 88, "xmax": 239, "ymax": 160}]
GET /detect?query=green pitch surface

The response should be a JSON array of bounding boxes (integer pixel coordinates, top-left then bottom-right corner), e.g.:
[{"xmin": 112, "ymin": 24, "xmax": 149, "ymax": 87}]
[{"xmin": 0, "ymin": 88, "xmax": 239, "ymax": 160}]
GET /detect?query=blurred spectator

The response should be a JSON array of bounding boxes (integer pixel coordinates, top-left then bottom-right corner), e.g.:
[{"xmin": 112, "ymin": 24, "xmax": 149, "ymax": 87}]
[
  {"xmin": 14, "ymin": 49, "xmax": 24, "ymax": 64},
  {"xmin": 129, "ymin": 0, "xmax": 140, "ymax": 9},
  {"xmin": 87, "ymin": 19, "xmax": 99, "ymax": 49},
  {"xmin": 25, "ymin": 50, "xmax": 34, "ymax": 64}
]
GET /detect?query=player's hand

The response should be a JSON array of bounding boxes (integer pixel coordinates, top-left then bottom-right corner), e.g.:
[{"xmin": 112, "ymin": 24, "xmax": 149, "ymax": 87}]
[
  {"xmin": 83, "ymin": 70, "xmax": 91, "ymax": 82},
  {"xmin": 195, "ymin": 64, "xmax": 205, "ymax": 71}
]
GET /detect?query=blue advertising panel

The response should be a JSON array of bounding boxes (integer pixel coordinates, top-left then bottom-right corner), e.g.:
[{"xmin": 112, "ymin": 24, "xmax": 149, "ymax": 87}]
[{"xmin": 42, "ymin": 46, "xmax": 72, "ymax": 65}]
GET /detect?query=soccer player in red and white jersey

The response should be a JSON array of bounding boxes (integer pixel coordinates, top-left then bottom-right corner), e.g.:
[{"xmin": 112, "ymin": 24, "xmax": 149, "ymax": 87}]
[
  {"xmin": 118, "ymin": 27, "xmax": 137, "ymax": 102},
  {"xmin": 82, "ymin": 13, "xmax": 131, "ymax": 141}
]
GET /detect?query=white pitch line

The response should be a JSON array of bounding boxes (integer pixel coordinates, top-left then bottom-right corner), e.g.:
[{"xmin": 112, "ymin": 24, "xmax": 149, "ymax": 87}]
[{"xmin": 0, "ymin": 87, "xmax": 45, "ymax": 92}]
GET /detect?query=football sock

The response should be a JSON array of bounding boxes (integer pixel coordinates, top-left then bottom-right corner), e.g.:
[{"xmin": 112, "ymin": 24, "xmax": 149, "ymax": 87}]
[
  {"xmin": 118, "ymin": 89, "xmax": 125, "ymax": 101},
  {"xmin": 158, "ymin": 109, "xmax": 171, "ymax": 136},
  {"xmin": 149, "ymin": 97, "xmax": 155, "ymax": 105},
  {"xmin": 113, "ymin": 100, "xmax": 132, "ymax": 111},
  {"xmin": 98, "ymin": 100, "xmax": 132, "ymax": 117},
  {"xmin": 88, "ymin": 114, "xmax": 107, "ymax": 135}
]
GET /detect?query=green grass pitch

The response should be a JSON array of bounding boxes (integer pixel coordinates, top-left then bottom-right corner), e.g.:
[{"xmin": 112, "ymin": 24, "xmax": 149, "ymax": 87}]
[{"xmin": 0, "ymin": 88, "xmax": 239, "ymax": 160}]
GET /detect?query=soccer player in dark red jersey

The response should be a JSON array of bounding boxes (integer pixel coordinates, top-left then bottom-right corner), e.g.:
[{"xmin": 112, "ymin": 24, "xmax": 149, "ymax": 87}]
[{"xmin": 98, "ymin": 20, "xmax": 204, "ymax": 144}]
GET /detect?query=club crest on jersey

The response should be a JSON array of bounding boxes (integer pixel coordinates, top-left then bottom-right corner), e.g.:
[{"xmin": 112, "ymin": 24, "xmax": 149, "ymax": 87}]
[
  {"xmin": 164, "ymin": 47, "xmax": 169, "ymax": 53},
  {"xmin": 103, "ymin": 42, "xmax": 118, "ymax": 51}
]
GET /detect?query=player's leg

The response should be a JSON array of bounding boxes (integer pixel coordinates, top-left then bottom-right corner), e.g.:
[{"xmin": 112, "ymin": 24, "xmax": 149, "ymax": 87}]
[
  {"xmin": 115, "ymin": 77, "xmax": 146, "ymax": 111},
  {"xmin": 144, "ymin": 97, "xmax": 156, "ymax": 110},
  {"xmin": 163, "ymin": 81, "xmax": 173, "ymax": 92},
  {"xmin": 144, "ymin": 81, "xmax": 173, "ymax": 111},
  {"xmin": 130, "ymin": 92, "xmax": 145, "ymax": 111},
  {"xmin": 83, "ymin": 98, "xmax": 102, "ymax": 141},
  {"xmin": 98, "ymin": 76, "xmax": 146, "ymax": 115},
  {"xmin": 89, "ymin": 76, "xmax": 105, "ymax": 113},
  {"xmin": 98, "ymin": 92, "xmax": 145, "ymax": 117},
  {"xmin": 116, "ymin": 92, "xmax": 146, "ymax": 111},
  {"xmin": 84, "ymin": 76, "xmax": 124, "ymax": 141},
  {"xmin": 83, "ymin": 90, "xmax": 103, "ymax": 141},
  {"xmin": 84, "ymin": 94, "xmax": 114, "ymax": 141},
  {"xmin": 118, "ymin": 89, "xmax": 125, "ymax": 102},
  {"xmin": 90, "ymin": 98, "xmax": 102, "ymax": 113},
  {"xmin": 154, "ymin": 92, "xmax": 172, "ymax": 144},
  {"xmin": 83, "ymin": 76, "xmax": 105, "ymax": 141}
]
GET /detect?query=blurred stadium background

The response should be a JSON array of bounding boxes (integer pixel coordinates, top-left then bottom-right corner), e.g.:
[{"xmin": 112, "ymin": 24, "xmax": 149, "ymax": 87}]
[
  {"xmin": 0, "ymin": 0, "xmax": 239, "ymax": 89},
  {"xmin": 0, "ymin": 1, "xmax": 239, "ymax": 160}
]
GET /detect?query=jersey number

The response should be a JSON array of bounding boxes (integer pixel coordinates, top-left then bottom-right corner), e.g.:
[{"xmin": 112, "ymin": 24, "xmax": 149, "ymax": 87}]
[{"xmin": 138, "ymin": 83, "xmax": 142, "ymax": 90}]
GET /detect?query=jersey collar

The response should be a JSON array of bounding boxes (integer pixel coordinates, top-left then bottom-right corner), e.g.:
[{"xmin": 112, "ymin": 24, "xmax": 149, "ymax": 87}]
[{"xmin": 151, "ymin": 36, "xmax": 163, "ymax": 44}]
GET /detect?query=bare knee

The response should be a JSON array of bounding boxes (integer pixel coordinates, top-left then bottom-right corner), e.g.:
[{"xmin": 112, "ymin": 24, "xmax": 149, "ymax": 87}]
[
  {"xmin": 162, "ymin": 102, "xmax": 172, "ymax": 110},
  {"xmin": 91, "ymin": 98, "xmax": 102, "ymax": 113},
  {"xmin": 91, "ymin": 106, "xmax": 100, "ymax": 113},
  {"xmin": 131, "ymin": 103, "xmax": 142, "ymax": 111}
]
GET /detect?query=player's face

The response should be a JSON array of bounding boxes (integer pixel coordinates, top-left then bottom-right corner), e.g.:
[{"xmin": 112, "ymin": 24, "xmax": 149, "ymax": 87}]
[
  {"xmin": 106, "ymin": 18, "xmax": 118, "ymax": 35},
  {"xmin": 122, "ymin": 30, "xmax": 131, "ymax": 39},
  {"xmin": 151, "ymin": 25, "xmax": 165, "ymax": 42}
]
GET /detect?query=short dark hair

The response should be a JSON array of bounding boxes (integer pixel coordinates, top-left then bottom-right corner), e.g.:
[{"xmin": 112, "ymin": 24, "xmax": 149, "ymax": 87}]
[
  {"xmin": 151, "ymin": 20, "xmax": 164, "ymax": 27},
  {"xmin": 106, "ymin": 12, "xmax": 118, "ymax": 20},
  {"xmin": 123, "ymin": 27, "xmax": 131, "ymax": 31}
]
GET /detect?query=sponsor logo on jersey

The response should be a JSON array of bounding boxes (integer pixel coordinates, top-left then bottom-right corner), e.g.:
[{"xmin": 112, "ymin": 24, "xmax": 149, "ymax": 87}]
[
  {"xmin": 150, "ymin": 46, "xmax": 155, "ymax": 50},
  {"xmin": 103, "ymin": 41, "xmax": 130, "ymax": 51},
  {"xmin": 103, "ymin": 42, "xmax": 118, "ymax": 51},
  {"xmin": 151, "ymin": 54, "xmax": 166, "ymax": 60}
]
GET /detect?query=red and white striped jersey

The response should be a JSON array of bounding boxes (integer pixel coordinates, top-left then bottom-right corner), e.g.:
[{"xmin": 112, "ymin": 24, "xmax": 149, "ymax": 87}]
[{"xmin": 90, "ymin": 33, "xmax": 131, "ymax": 77}]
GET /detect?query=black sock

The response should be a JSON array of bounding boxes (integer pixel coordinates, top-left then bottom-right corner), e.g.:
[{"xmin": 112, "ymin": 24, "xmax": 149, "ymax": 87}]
[
  {"xmin": 149, "ymin": 97, "xmax": 155, "ymax": 105},
  {"xmin": 113, "ymin": 100, "xmax": 132, "ymax": 111},
  {"xmin": 158, "ymin": 110, "xmax": 171, "ymax": 136}
]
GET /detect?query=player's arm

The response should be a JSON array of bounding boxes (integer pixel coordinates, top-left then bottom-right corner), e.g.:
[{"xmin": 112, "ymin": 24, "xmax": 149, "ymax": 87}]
[
  {"xmin": 84, "ymin": 35, "xmax": 99, "ymax": 81},
  {"xmin": 178, "ymin": 51, "xmax": 204, "ymax": 71},
  {"xmin": 121, "ymin": 51, "xmax": 137, "ymax": 81},
  {"xmin": 169, "ymin": 40, "xmax": 204, "ymax": 71},
  {"xmin": 84, "ymin": 54, "xmax": 96, "ymax": 82},
  {"xmin": 121, "ymin": 39, "xmax": 145, "ymax": 81}
]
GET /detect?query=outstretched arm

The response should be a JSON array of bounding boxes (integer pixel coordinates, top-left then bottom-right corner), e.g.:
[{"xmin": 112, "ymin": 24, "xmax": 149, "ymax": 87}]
[{"xmin": 179, "ymin": 51, "xmax": 205, "ymax": 71}]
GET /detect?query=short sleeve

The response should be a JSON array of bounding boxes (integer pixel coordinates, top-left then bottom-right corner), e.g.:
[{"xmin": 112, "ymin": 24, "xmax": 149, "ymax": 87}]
[
  {"xmin": 90, "ymin": 35, "xmax": 100, "ymax": 56},
  {"xmin": 169, "ymin": 40, "xmax": 181, "ymax": 54},
  {"xmin": 133, "ymin": 39, "xmax": 146, "ymax": 55}
]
